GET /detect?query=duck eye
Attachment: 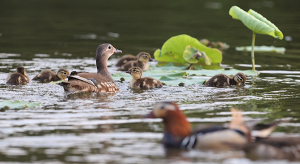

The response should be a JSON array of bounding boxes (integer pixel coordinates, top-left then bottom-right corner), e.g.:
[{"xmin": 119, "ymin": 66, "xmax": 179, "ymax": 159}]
[{"xmin": 108, "ymin": 45, "xmax": 111, "ymax": 50}]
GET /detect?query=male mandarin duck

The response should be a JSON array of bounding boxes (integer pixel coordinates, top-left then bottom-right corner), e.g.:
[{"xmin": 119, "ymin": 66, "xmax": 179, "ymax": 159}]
[
  {"xmin": 59, "ymin": 43, "xmax": 121, "ymax": 93},
  {"xmin": 115, "ymin": 54, "xmax": 137, "ymax": 67},
  {"xmin": 32, "ymin": 68, "xmax": 69, "ymax": 83},
  {"xmin": 145, "ymin": 102, "xmax": 300, "ymax": 160},
  {"xmin": 117, "ymin": 52, "xmax": 153, "ymax": 71},
  {"xmin": 205, "ymin": 72, "xmax": 246, "ymax": 87},
  {"xmin": 6, "ymin": 66, "xmax": 29, "ymax": 85},
  {"xmin": 144, "ymin": 102, "xmax": 251, "ymax": 150},
  {"xmin": 126, "ymin": 67, "xmax": 163, "ymax": 89}
]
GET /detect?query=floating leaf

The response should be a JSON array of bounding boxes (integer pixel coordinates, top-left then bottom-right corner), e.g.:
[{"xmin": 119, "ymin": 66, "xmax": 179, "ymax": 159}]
[
  {"xmin": 229, "ymin": 6, "xmax": 283, "ymax": 39},
  {"xmin": 0, "ymin": 100, "xmax": 41, "ymax": 109},
  {"xmin": 112, "ymin": 63, "xmax": 258, "ymax": 86},
  {"xmin": 154, "ymin": 34, "xmax": 222, "ymax": 64},
  {"xmin": 236, "ymin": 46, "xmax": 286, "ymax": 54}
]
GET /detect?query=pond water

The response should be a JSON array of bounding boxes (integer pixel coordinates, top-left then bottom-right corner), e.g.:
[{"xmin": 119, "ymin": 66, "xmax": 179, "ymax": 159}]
[{"xmin": 1, "ymin": 0, "xmax": 300, "ymax": 163}]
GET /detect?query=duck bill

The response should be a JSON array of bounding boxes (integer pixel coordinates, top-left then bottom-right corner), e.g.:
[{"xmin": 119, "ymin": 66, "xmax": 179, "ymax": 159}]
[
  {"xmin": 114, "ymin": 48, "xmax": 122, "ymax": 54},
  {"xmin": 149, "ymin": 58, "xmax": 154, "ymax": 62},
  {"xmin": 242, "ymin": 83, "xmax": 246, "ymax": 86},
  {"xmin": 144, "ymin": 111, "xmax": 156, "ymax": 118},
  {"xmin": 125, "ymin": 70, "xmax": 131, "ymax": 74}
]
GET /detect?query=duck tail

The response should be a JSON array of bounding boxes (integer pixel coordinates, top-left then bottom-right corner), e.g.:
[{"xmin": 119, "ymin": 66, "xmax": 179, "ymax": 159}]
[{"xmin": 229, "ymin": 108, "xmax": 251, "ymax": 140}]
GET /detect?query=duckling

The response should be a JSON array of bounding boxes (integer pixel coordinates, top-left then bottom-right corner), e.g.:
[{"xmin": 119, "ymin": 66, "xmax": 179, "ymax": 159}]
[
  {"xmin": 6, "ymin": 66, "xmax": 29, "ymax": 85},
  {"xmin": 115, "ymin": 54, "xmax": 137, "ymax": 67},
  {"xmin": 117, "ymin": 52, "xmax": 153, "ymax": 71},
  {"xmin": 32, "ymin": 68, "xmax": 69, "ymax": 83},
  {"xmin": 59, "ymin": 43, "xmax": 122, "ymax": 93},
  {"xmin": 144, "ymin": 102, "xmax": 252, "ymax": 150},
  {"xmin": 126, "ymin": 67, "xmax": 162, "ymax": 89},
  {"xmin": 204, "ymin": 72, "xmax": 246, "ymax": 87}
]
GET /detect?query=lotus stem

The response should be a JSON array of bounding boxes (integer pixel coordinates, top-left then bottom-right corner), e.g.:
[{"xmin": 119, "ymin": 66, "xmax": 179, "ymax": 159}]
[{"xmin": 251, "ymin": 32, "xmax": 256, "ymax": 71}]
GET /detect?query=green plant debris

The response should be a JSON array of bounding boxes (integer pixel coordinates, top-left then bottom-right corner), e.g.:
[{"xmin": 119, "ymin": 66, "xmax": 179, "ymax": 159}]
[
  {"xmin": 236, "ymin": 46, "xmax": 286, "ymax": 54},
  {"xmin": 0, "ymin": 100, "xmax": 41, "ymax": 110},
  {"xmin": 183, "ymin": 46, "xmax": 212, "ymax": 65},
  {"xmin": 154, "ymin": 34, "xmax": 222, "ymax": 64}
]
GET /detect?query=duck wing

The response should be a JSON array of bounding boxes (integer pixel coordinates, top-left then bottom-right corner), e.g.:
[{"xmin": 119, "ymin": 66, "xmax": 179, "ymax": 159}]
[{"xmin": 59, "ymin": 73, "xmax": 119, "ymax": 93}]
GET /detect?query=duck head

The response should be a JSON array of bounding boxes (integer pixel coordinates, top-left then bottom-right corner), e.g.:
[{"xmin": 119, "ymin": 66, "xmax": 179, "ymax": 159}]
[
  {"xmin": 96, "ymin": 43, "xmax": 122, "ymax": 74},
  {"xmin": 137, "ymin": 52, "xmax": 153, "ymax": 63},
  {"xmin": 233, "ymin": 72, "xmax": 246, "ymax": 86},
  {"xmin": 145, "ymin": 102, "xmax": 191, "ymax": 138},
  {"xmin": 126, "ymin": 67, "xmax": 142, "ymax": 80},
  {"xmin": 57, "ymin": 68, "xmax": 70, "ymax": 81},
  {"xmin": 17, "ymin": 66, "xmax": 27, "ymax": 76}
]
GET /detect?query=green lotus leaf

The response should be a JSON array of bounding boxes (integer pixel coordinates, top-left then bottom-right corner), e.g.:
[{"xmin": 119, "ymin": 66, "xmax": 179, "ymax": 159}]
[
  {"xmin": 236, "ymin": 46, "xmax": 286, "ymax": 54},
  {"xmin": 0, "ymin": 100, "xmax": 41, "ymax": 109},
  {"xmin": 229, "ymin": 6, "xmax": 283, "ymax": 39},
  {"xmin": 154, "ymin": 34, "xmax": 222, "ymax": 64},
  {"xmin": 248, "ymin": 9, "xmax": 283, "ymax": 39}
]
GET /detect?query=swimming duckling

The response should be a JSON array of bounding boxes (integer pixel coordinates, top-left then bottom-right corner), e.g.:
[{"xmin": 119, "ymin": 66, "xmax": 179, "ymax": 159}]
[
  {"xmin": 59, "ymin": 43, "xmax": 121, "ymax": 93},
  {"xmin": 144, "ymin": 102, "xmax": 252, "ymax": 150},
  {"xmin": 117, "ymin": 52, "xmax": 153, "ymax": 71},
  {"xmin": 126, "ymin": 67, "xmax": 162, "ymax": 89},
  {"xmin": 115, "ymin": 54, "xmax": 137, "ymax": 67},
  {"xmin": 32, "ymin": 68, "xmax": 69, "ymax": 83},
  {"xmin": 6, "ymin": 66, "xmax": 29, "ymax": 85},
  {"xmin": 204, "ymin": 72, "xmax": 246, "ymax": 87}
]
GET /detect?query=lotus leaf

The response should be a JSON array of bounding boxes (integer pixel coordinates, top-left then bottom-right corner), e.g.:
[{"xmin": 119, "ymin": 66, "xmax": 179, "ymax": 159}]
[
  {"xmin": 0, "ymin": 100, "xmax": 41, "ymax": 110},
  {"xmin": 229, "ymin": 6, "xmax": 283, "ymax": 39},
  {"xmin": 154, "ymin": 34, "xmax": 222, "ymax": 64},
  {"xmin": 236, "ymin": 46, "xmax": 286, "ymax": 54}
]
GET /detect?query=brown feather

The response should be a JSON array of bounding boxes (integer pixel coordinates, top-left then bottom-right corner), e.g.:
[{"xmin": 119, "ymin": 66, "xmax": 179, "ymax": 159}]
[
  {"xmin": 115, "ymin": 54, "xmax": 137, "ymax": 67},
  {"xmin": 117, "ymin": 52, "xmax": 151, "ymax": 71}
]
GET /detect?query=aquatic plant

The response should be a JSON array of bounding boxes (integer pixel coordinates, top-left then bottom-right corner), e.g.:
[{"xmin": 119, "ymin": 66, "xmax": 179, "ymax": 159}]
[
  {"xmin": 229, "ymin": 6, "xmax": 283, "ymax": 71},
  {"xmin": 0, "ymin": 100, "xmax": 41, "ymax": 110},
  {"xmin": 154, "ymin": 34, "xmax": 222, "ymax": 64}
]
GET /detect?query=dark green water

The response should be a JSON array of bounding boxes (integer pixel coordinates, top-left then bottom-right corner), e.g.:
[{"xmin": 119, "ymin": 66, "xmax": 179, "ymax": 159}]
[{"xmin": 0, "ymin": 0, "xmax": 300, "ymax": 163}]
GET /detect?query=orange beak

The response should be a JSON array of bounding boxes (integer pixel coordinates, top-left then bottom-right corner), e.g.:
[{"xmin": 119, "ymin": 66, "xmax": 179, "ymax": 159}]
[{"xmin": 144, "ymin": 111, "xmax": 156, "ymax": 118}]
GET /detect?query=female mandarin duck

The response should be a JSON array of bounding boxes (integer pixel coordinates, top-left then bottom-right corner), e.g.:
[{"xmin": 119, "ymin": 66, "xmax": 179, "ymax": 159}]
[
  {"xmin": 6, "ymin": 66, "xmax": 29, "ymax": 85},
  {"xmin": 205, "ymin": 72, "xmax": 246, "ymax": 87},
  {"xmin": 126, "ymin": 67, "xmax": 163, "ymax": 89},
  {"xmin": 59, "ymin": 43, "xmax": 121, "ymax": 93},
  {"xmin": 115, "ymin": 54, "xmax": 137, "ymax": 67},
  {"xmin": 117, "ymin": 52, "xmax": 153, "ymax": 71},
  {"xmin": 32, "ymin": 68, "xmax": 69, "ymax": 83},
  {"xmin": 145, "ymin": 102, "xmax": 251, "ymax": 150}
]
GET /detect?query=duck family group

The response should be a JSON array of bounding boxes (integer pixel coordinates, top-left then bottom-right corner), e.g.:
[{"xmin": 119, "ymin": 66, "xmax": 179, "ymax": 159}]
[{"xmin": 5, "ymin": 43, "xmax": 299, "ymax": 160}]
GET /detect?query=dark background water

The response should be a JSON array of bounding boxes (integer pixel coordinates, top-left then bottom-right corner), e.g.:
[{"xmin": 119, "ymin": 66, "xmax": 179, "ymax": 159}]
[{"xmin": 0, "ymin": 0, "xmax": 300, "ymax": 163}]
